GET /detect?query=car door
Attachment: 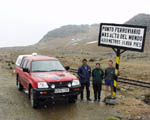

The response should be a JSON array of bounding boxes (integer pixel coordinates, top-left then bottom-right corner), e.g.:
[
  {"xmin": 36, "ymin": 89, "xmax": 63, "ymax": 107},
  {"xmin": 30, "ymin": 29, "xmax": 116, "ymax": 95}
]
[
  {"xmin": 23, "ymin": 61, "xmax": 31, "ymax": 90},
  {"xmin": 21, "ymin": 60, "xmax": 31, "ymax": 90},
  {"xmin": 20, "ymin": 60, "xmax": 28, "ymax": 88}
]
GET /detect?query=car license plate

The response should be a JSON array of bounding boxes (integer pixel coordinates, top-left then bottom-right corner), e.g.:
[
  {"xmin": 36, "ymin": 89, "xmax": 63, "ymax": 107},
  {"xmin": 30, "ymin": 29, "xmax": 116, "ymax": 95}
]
[{"xmin": 54, "ymin": 88, "xmax": 69, "ymax": 93}]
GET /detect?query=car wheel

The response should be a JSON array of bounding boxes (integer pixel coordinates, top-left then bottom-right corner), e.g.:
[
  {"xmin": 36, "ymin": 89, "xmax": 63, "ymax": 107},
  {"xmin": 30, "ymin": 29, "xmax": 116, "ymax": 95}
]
[
  {"xmin": 30, "ymin": 88, "xmax": 38, "ymax": 108},
  {"xmin": 68, "ymin": 95, "xmax": 77, "ymax": 103},
  {"xmin": 17, "ymin": 77, "xmax": 23, "ymax": 91}
]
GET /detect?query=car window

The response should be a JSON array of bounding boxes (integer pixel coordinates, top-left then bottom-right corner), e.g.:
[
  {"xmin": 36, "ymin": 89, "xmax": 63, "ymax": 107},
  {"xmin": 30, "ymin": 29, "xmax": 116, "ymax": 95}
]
[
  {"xmin": 26, "ymin": 61, "xmax": 30, "ymax": 70},
  {"xmin": 31, "ymin": 60, "xmax": 65, "ymax": 72},
  {"xmin": 16, "ymin": 57, "xmax": 22, "ymax": 66},
  {"xmin": 22, "ymin": 60, "xmax": 28, "ymax": 69}
]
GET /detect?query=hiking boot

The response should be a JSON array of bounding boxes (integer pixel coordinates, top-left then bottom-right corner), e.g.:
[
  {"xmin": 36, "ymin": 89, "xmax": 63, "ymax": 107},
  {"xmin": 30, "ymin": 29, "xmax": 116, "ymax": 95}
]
[{"xmin": 87, "ymin": 98, "xmax": 92, "ymax": 101}]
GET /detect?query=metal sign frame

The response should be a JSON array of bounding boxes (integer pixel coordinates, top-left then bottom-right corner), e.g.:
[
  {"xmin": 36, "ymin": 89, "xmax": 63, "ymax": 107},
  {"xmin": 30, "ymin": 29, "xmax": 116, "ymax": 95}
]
[{"xmin": 98, "ymin": 23, "xmax": 147, "ymax": 52}]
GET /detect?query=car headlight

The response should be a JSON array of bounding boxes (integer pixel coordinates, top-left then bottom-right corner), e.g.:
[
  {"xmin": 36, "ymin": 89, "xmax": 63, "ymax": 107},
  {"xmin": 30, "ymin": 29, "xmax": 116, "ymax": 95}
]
[
  {"xmin": 72, "ymin": 80, "xmax": 80, "ymax": 86},
  {"xmin": 51, "ymin": 84, "xmax": 55, "ymax": 89},
  {"xmin": 38, "ymin": 82, "xmax": 49, "ymax": 88},
  {"xmin": 68, "ymin": 83, "xmax": 72, "ymax": 87}
]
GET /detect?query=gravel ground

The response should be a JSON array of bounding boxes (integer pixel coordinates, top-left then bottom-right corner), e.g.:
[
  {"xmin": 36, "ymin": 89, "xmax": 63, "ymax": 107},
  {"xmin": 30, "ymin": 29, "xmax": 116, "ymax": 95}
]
[{"xmin": 0, "ymin": 63, "xmax": 120, "ymax": 120}]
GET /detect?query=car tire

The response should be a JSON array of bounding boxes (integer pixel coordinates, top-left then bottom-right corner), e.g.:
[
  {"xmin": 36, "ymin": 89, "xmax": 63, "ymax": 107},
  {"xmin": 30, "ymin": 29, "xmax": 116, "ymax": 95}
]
[
  {"xmin": 30, "ymin": 88, "xmax": 38, "ymax": 108},
  {"xmin": 68, "ymin": 95, "xmax": 77, "ymax": 103},
  {"xmin": 17, "ymin": 77, "xmax": 23, "ymax": 91}
]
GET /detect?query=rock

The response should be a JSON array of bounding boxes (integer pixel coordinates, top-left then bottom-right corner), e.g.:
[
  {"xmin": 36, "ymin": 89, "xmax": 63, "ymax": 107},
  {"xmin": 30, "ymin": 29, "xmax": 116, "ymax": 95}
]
[
  {"xmin": 106, "ymin": 116, "xmax": 120, "ymax": 120},
  {"xmin": 89, "ymin": 58, "xmax": 96, "ymax": 62},
  {"xmin": 143, "ymin": 93, "xmax": 150, "ymax": 105},
  {"xmin": 120, "ymin": 88, "xmax": 126, "ymax": 92},
  {"xmin": 117, "ymin": 95, "xmax": 124, "ymax": 99}
]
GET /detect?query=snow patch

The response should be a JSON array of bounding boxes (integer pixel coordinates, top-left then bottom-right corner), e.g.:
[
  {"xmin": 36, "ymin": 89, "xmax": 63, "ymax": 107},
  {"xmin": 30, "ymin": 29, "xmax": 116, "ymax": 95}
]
[{"xmin": 86, "ymin": 41, "xmax": 98, "ymax": 44}]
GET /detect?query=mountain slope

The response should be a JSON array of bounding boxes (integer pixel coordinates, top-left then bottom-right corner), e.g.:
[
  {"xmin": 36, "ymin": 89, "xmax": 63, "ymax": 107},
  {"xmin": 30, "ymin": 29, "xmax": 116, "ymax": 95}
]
[
  {"xmin": 37, "ymin": 13, "xmax": 150, "ymax": 52},
  {"xmin": 39, "ymin": 24, "xmax": 98, "ymax": 42},
  {"xmin": 125, "ymin": 13, "xmax": 150, "ymax": 32},
  {"xmin": 39, "ymin": 13, "xmax": 150, "ymax": 43},
  {"xmin": 37, "ymin": 24, "xmax": 99, "ymax": 49}
]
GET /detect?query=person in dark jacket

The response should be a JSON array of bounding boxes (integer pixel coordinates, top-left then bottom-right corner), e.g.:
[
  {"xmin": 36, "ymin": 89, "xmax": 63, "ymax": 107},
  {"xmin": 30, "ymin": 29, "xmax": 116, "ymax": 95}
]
[
  {"xmin": 104, "ymin": 60, "xmax": 118, "ymax": 98},
  {"xmin": 78, "ymin": 59, "xmax": 91, "ymax": 101},
  {"xmin": 92, "ymin": 63, "xmax": 104, "ymax": 102}
]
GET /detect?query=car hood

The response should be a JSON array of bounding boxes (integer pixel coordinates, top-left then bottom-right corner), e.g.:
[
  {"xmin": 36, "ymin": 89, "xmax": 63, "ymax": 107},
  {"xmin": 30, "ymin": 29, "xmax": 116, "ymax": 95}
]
[{"xmin": 31, "ymin": 71, "xmax": 77, "ymax": 82}]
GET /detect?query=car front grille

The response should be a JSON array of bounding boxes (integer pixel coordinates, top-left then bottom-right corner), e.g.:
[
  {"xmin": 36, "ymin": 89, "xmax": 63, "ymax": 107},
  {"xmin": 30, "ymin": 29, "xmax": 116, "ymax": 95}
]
[{"xmin": 48, "ymin": 81, "xmax": 72, "ymax": 88}]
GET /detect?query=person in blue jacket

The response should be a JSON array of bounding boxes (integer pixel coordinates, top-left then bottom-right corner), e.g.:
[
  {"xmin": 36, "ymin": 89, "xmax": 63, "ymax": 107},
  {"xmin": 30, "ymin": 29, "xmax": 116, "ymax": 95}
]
[{"xmin": 78, "ymin": 59, "xmax": 91, "ymax": 101}]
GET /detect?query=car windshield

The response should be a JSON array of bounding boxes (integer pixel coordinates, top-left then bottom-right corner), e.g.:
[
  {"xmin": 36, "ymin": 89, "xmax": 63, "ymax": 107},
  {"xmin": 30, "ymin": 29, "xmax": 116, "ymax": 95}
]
[{"xmin": 31, "ymin": 60, "xmax": 65, "ymax": 72}]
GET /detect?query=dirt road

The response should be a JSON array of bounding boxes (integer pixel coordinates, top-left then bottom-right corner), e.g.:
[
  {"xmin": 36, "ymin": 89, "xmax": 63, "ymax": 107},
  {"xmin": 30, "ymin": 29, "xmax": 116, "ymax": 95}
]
[{"xmin": 0, "ymin": 65, "xmax": 119, "ymax": 120}]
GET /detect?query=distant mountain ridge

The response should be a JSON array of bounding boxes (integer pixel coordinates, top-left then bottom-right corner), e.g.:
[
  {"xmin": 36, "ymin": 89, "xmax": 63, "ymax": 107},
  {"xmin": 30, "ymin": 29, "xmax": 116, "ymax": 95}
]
[
  {"xmin": 39, "ymin": 13, "xmax": 150, "ymax": 45},
  {"xmin": 39, "ymin": 24, "xmax": 99, "ymax": 42},
  {"xmin": 125, "ymin": 13, "xmax": 150, "ymax": 32}
]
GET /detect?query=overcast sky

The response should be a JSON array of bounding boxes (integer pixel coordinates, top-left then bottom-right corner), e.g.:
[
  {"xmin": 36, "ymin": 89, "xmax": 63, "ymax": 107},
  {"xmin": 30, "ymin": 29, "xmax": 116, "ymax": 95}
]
[{"xmin": 0, "ymin": 0, "xmax": 149, "ymax": 48}]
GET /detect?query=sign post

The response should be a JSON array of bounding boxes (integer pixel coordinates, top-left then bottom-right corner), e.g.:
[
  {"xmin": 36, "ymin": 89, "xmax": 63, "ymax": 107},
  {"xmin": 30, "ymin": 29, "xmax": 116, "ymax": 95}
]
[
  {"xmin": 98, "ymin": 23, "xmax": 147, "ymax": 100},
  {"xmin": 113, "ymin": 48, "xmax": 120, "ymax": 97}
]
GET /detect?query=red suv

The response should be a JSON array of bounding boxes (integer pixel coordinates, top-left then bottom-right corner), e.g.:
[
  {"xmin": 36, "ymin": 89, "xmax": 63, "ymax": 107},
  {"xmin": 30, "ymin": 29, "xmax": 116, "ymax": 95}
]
[{"xmin": 16, "ymin": 54, "xmax": 81, "ymax": 108}]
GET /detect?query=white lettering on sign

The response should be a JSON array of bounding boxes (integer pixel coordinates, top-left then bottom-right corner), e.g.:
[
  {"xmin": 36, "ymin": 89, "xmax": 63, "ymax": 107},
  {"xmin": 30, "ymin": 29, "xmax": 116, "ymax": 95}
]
[{"xmin": 99, "ymin": 23, "xmax": 146, "ymax": 52}]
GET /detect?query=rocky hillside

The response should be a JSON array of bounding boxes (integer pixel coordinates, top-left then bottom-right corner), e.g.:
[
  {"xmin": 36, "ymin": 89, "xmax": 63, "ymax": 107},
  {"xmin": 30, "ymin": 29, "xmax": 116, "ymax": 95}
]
[
  {"xmin": 37, "ymin": 13, "xmax": 150, "ymax": 52},
  {"xmin": 36, "ymin": 24, "xmax": 100, "ymax": 51},
  {"xmin": 125, "ymin": 13, "xmax": 150, "ymax": 50},
  {"xmin": 39, "ymin": 13, "xmax": 150, "ymax": 44},
  {"xmin": 125, "ymin": 13, "xmax": 150, "ymax": 32},
  {"xmin": 39, "ymin": 25, "xmax": 94, "ymax": 42}
]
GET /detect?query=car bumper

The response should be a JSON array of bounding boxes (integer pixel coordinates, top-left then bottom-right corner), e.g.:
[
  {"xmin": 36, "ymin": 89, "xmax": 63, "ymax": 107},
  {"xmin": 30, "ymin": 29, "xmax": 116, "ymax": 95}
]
[{"xmin": 32, "ymin": 86, "xmax": 81, "ymax": 100}]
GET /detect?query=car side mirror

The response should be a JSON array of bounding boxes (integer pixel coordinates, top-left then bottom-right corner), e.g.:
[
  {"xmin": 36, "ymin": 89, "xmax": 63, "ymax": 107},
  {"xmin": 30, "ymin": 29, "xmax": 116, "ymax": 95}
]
[
  {"xmin": 23, "ymin": 68, "xmax": 30, "ymax": 73},
  {"xmin": 65, "ymin": 66, "xmax": 70, "ymax": 71}
]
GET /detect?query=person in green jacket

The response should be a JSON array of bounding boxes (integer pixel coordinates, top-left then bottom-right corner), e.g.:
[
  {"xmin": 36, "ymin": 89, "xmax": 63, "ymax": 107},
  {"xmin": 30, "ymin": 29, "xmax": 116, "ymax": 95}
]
[{"xmin": 92, "ymin": 63, "xmax": 104, "ymax": 102}]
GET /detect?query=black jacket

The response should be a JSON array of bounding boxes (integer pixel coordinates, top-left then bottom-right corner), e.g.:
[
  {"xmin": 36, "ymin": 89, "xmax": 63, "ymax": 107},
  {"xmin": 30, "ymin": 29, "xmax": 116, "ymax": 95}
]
[{"xmin": 78, "ymin": 65, "xmax": 91, "ymax": 84}]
